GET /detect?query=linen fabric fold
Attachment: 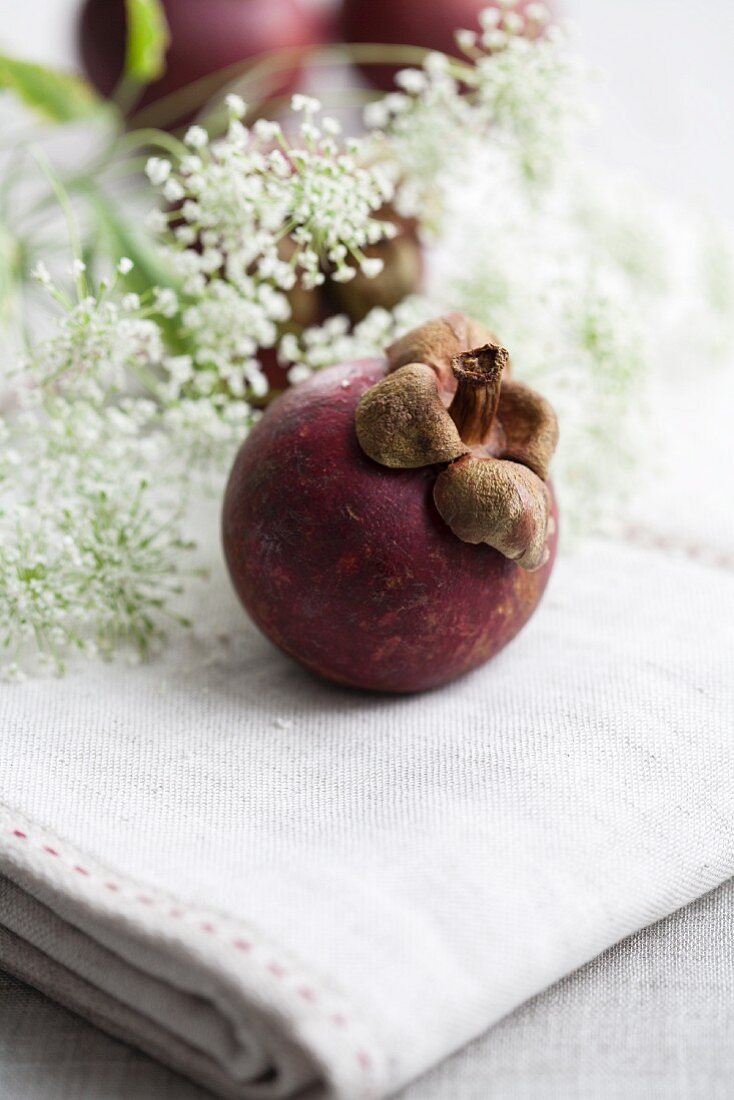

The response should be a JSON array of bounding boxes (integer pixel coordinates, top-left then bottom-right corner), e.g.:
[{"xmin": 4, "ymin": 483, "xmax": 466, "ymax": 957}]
[{"xmin": 1, "ymin": 538, "xmax": 733, "ymax": 1099}]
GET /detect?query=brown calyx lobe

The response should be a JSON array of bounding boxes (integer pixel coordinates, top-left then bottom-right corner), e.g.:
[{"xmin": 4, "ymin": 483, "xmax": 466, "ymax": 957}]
[{"xmin": 355, "ymin": 313, "xmax": 558, "ymax": 571}]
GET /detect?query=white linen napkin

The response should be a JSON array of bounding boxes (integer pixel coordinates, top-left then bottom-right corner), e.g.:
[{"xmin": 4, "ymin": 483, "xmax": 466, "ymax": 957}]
[
  {"xmin": 5, "ymin": 876, "xmax": 733, "ymax": 1100},
  {"xmin": 1, "ymin": 535, "xmax": 733, "ymax": 1099}
]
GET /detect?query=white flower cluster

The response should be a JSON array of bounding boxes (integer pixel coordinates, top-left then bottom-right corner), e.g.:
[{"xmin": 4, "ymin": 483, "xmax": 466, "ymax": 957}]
[
  {"xmin": 21, "ymin": 264, "xmax": 254, "ymax": 473},
  {"xmin": 472, "ymin": 26, "xmax": 585, "ymax": 184},
  {"xmin": 279, "ymin": 297, "xmax": 434, "ymax": 381},
  {"xmin": 365, "ymin": 54, "xmax": 474, "ymax": 227},
  {"xmin": 0, "ymin": 266, "xmax": 192, "ymax": 678},
  {"xmin": 365, "ymin": 1, "xmax": 582, "ymax": 222},
  {"xmin": 20, "ymin": 262, "xmax": 162, "ymax": 397},
  {"xmin": 144, "ymin": 95, "xmax": 397, "ymax": 403},
  {"xmin": 429, "ymin": 147, "xmax": 653, "ymax": 533},
  {"xmin": 1, "ymin": 94, "xmax": 405, "ymax": 674}
]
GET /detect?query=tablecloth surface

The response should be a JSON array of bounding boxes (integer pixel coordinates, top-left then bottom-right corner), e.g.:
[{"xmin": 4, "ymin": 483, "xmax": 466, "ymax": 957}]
[
  {"xmin": 2, "ymin": 527, "xmax": 734, "ymax": 1098},
  {"xmin": 3, "ymin": 874, "xmax": 733, "ymax": 1100}
]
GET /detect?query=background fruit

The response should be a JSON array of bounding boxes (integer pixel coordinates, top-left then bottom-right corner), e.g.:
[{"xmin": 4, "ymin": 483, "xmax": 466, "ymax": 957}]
[
  {"xmin": 78, "ymin": 0, "xmax": 324, "ymax": 123},
  {"xmin": 340, "ymin": 0, "xmax": 554, "ymax": 93}
]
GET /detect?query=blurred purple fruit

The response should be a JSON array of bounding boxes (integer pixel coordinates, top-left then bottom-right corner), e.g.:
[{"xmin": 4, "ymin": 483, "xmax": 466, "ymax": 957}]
[
  {"xmin": 79, "ymin": 0, "xmax": 325, "ymax": 125},
  {"xmin": 339, "ymin": 0, "xmax": 556, "ymax": 93}
]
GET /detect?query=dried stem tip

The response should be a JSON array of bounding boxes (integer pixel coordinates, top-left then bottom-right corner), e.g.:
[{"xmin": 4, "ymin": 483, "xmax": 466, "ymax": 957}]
[{"xmin": 448, "ymin": 344, "xmax": 509, "ymax": 446}]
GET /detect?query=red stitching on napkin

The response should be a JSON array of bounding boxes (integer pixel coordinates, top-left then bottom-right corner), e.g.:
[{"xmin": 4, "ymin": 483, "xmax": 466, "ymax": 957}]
[
  {"xmin": 624, "ymin": 525, "xmax": 734, "ymax": 571},
  {"xmin": 5, "ymin": 826, "xmax": 377, "ymax": 1093}
]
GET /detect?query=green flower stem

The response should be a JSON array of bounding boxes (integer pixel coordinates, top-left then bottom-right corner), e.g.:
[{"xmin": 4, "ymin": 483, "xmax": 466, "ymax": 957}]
[
  {"xmin": 127, "ymin": 44, "xmax": 473, "ymax": 130},
  {"xmin": 30, "ymin": 148, "xmax": 87, "ymax": 300}
]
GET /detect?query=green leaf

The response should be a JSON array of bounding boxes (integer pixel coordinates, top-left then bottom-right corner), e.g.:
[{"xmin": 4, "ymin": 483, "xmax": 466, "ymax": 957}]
[
  {"xmin": 88, "ymin": 190, "xmax": 171, "ymax": 290},
  {"xmin": 0, "ymin": 221, "xmax": 21, "ymax": 329},
  {"xmin": 125, "ymin": 0, "xmax": 170, "ymax": 83},
  {"xmin": 88, "ymin": 190, "xmax": 187, "ymax": 352},
  {"xmin": 0, "ymin": 57, "xmax": 102, "ymax": 122}
]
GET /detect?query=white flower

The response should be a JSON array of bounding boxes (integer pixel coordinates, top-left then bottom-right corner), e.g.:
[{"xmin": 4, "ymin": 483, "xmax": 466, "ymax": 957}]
[
  {"xmin": 153, "ymin": 287, "xmax": 179, "ymax": 318},
  {"xmin": 483, "ymin": 28, "xmax": 508, "ymax": 51},
  {"xmin": 30, "ymin": 261, "xmax": 52, "ymax": 287},
  {"xmin": 181, "ymin": 279, "xmax": 286, "ymax": 382},
  {"xmin": 503, "ymin": 12, "xmax": 525, "ymax": 35},
  {"xmin": 225, "ymin": 93, "xmax": 246, "ymax": 118},
  {"xmin": 424, "ymin": 52, "xmax": 450, "ymax": 75},
  {"xmin": 178, "ymin": 157, "xmax": 201, "ymax": 179},
  {"xmin": 1, "ymin": 281, "xmax": 192, "ymax": 675},
  {"xmin": 253, "ymin": 119, "xmax": 282, "ymax": 142},
  {"xmin": 163, "ymin": 178, "xmax": 185, "ymax": 203},
  {"xmin": 287, "ymin": 364, "xmax": 312, "ymax": 384},
  {"xmin": 360, "ymin": 258, "xmax": 385, "ymax": 279},
  {"xmin": 117, "ymin": 256, "xmax": 134, "ymax": 275},
  {"xmin": 395, "ymin": 69, "xmax": 426, "ymax": 94},
  {"xmin": 331, "ymin": 266, "xmax": 356, "ymax": 283},
  {"xmin": 226, "ymin": 119, "xmax": 249, "ymax": 145},
  {"xmin": 184, "ymin": 125, "xmax": 209, "ymax": 149},
  {"xmin": 145, "ymin": 208, "xmax": 169, "ymax": 233},
  {"xmin": 145, "ymin": 157, "xmax": 171, "ymax": 185},
  {"xmin": 479, "ymin": 7, "xmax": 502, "ymax": 29},
  {"xmin": 456, "ymin": 29, "xmax": 478, "ymax": 52},
  {"xmin": 291, "ymin": 94, "xmax": 321, "ymax": 114},
  {"xmin": 364, "ymin": 100, "xmax": 390, "ymax": 130},
  {"xmin": 527, "ymin": 3, "xmax": 550, "ymax": 23},
  {"xmin": 279, "ymin": 297, "xmax": 432, "ymax": 372},
  {"xmin": 248, "ymin": 372, "xmax": 268, "ymax": 399}
]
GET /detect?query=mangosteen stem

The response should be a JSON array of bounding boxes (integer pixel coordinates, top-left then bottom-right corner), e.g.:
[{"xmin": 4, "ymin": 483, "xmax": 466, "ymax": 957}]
[{"xmin": 448, "ymin": 344, "xmax": 509, "ymax": 446}]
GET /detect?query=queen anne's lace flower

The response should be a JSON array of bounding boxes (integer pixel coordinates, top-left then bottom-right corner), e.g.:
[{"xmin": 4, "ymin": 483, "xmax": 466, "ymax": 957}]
[
  {"xmin": 22, "ymin": 296, "xmax": 162, "ymax": 397},
  {"xmin": 1, "ymin": 269, "xmax": 191, "ymax": 676},
  {"xmin": 367, "ymin": 3, "xmax": 583, "ymax": 222},
  {"xmin": 142, "ymin": 96, "xmax": 397, "ymax": 395},
  {"xmin": 279, "ymin": 297, "xmax": 435, "ymax": 380},
  {"xmin": 1, "ymin": 257, "xmax": 261, "ymax": 676}
]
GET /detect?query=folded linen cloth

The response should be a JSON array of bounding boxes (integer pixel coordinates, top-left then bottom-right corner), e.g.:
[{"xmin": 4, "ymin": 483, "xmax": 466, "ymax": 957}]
[
  {"xmin": 1, "ymin": 538, "xmax": 733, "ymax": 1099},
  {"xmin": 3, "ymin": 876, "xmax": 734, "ymax": 1100}
]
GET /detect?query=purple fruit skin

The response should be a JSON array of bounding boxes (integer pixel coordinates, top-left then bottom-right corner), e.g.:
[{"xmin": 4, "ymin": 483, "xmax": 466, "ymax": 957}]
[
  {"xmin": 79, "ymin": 0, "xmax": 323, "ymax": 117},
  {"xmin": 222, "ymin": 359, "xmax": 558, "ymax": 693},
  {"xmin": 339, "ymin": 0, "xmax": 556, "ymax": 94}
]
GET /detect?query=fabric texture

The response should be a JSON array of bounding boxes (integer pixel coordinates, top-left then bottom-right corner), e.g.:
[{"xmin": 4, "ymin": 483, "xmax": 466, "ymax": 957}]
[
  {"xmin": 1, "ymin": 535, "xmax": 733, "ymax": 1099},
  {"xmin": 3, "ymin": 875, "xmax": 734, "ymax": 1100},
  {"xmin": 399, "ymin": 876, "xmax": 734, "ymax": 1100}
]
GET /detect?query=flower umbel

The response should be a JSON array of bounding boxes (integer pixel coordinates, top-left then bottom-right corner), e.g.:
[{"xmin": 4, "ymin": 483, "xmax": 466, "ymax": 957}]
[
  {"xmin": 1, "ymin": 267, "xmax": 191, "ymax": 677},
  {"xmin": 144, "ymin": 95, "xmax": 397, "ymax": 400}
]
